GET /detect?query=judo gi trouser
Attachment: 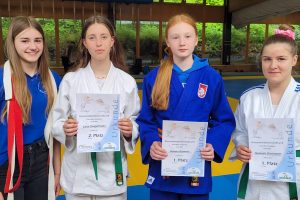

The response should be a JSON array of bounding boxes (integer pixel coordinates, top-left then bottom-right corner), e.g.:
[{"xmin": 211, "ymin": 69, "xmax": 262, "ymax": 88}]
[
  {"xmin": 0, "ymin": 140, "xmax": 49, "ymax": 200},
  {"xmin": 65, "ymin": 192, "xmax": 127, "ymax": 200},
  {"xmin": 150, "ymin": 189, "xmax": 209, "ymax": 200}
]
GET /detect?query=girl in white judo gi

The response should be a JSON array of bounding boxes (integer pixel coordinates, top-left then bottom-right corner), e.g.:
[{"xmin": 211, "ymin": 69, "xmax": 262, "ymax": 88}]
[
  {"xmin": 51, "ymin": 16, "xmax": 140, "ymax": 200},
  {"xmin": 230, "ymin": 24, "xmax": 299, "ymax": 200}
]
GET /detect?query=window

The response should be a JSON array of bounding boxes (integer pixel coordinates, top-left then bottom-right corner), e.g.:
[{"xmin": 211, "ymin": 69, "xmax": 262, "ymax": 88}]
[
  {"xmin": 1, "ymin": 17, "xmax": 10, "ymax": 61},
  {"xmin": 268, "ymin": 24, "xmax": 279, "ymax": 37},
  {"xmin": 116, "ymin": 20, "xmax": 136, "ymax": 66},
  {"xmin": 163, "ymin": 0, "xmax": 182, "ymax": 3},
  {"xmin": 140, "ymin": 21, "xmax": 160, "ymax": 65},
  {"xmin": 37, "ymin": 18, "xmax": 57, "ymax": 67},
  {"xmin": 231, "ymin": 26, "xmax": 247, "ymax": 64},
  {"xmin": 195, "ymin": 22, "xmax": 203, "ymax": 57},
  {"xmin": 206, "ymin": 0, "xmax": 224, "ymax": 6},
  {"xmin": 186, "ymin": 0, "xmax": 203, "ymax": 4},
  {"xmin": 205, "ymin": 23, "xmax": 223, "ymax": 64},
  {"xmin": 58, "ymin": 19, "xmax": 81, "ymax": 69},
  {"xmin": 249, "ymin": 24, "xmax": 265, "ymax": 64},
  {"xmin": 1, "ymin": 17, "xmax": 10, "ymax": 42},
  {"xmin": 293, "ymin": 25, "xmax": 300, "ymax": 65}
]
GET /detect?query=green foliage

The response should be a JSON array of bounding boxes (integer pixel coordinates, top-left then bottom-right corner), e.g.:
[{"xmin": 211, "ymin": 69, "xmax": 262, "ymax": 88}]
[
  {"xmin": 293, "ymin": 25, "xmax": 300, "ymax": 54},
  {"xmin": 36, "ymin": 18, "xmax": 56, "ymax": 64},
  {"xmin": 116, "ymin": 21, "xmax": 136, "ymax": 63},
  {"xmin": 186, "ymin": 0, "xmax": 203, "ymax": 4},
  {"xmin": 249, "ymin": 24, "xmax": 265, "ymax": 62},
  {"xmin": 163, "ymin": 0, "xmax": 181, "ymax": 3},
  {"xmin": 140, "ymin": 22, "xmax": 159, "ymax": 64},
  {"xmin": 0, "ymin": 5, "xmax": 280, "ymax": 66},
  {"xmin": 231, "ymin": 26, "xmax": 246, "ymax": 63},
  {"xmin": 231, "ymin": 26, "xmax": 246, "ymax": 55},
  {"xmin": 58, "ymin": 19, "xmax": 82, "ymax": 50},
  {"xmin": 205, "ymin": 23, "xmax": 222, "ymax": 61},
  {"xmin": 1, "ymin": 17, "xmax": 10, "ymax": 42},
  {"xmin": 206, "ymin": 0, "xmax": 224, "ymax": 6}
]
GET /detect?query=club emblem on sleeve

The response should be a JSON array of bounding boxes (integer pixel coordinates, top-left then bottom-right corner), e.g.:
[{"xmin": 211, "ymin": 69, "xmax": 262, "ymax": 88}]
[{"xmin": 198, "ymin": 83, "xmax": 208, "ymax": 98}]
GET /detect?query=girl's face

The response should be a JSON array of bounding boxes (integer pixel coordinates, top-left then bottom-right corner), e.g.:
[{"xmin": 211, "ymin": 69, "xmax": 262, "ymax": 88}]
[
  {"xmin": 166, "ymin": 22, "xmax": 198, "ymax": 61},
  {"xmin": 83, "ymin": 23, "xmax": 114, "ymax": 63},
  {"xmin": 261, "ymin": 42, "xmax": 298, "ymax": 86},
  {"xmin": 14, "ymin": 27, "xmax": 43, "ymax": 67}
]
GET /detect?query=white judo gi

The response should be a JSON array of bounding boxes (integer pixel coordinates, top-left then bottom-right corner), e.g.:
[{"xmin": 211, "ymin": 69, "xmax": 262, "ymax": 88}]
[
  {"xmin": 230, "ymin": 78, "xmax": 300, "ymax": 200},
  {"xmin": 51, "ymin": 63, "xmax": 140, "ymax": 196}
]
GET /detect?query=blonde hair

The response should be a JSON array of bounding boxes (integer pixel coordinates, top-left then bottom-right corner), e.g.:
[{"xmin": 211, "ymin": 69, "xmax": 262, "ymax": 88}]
[
  {"xmin": 151, "ymin": 14, "xmax": 197, "ymax": 110},
  {"xmin": 2, "ymin": 16, "xmax": 55, "ymax": 123}
]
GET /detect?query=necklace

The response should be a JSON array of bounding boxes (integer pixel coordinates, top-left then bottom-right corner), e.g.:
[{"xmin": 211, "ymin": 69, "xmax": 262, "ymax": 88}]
[{"xmin": 95, "ymin": 75, "xmax": 106, "ymax": 79}]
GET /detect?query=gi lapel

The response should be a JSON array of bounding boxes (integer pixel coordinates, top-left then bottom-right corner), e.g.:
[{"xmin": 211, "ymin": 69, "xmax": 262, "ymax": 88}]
[
  {"xmin": 262, "ymin": 78, "xmax": 296, "ymax": 118},
  {"xmin": 274, "ymin": 78, "xmax": 297, "ymax": 118},
  {"xmin": 170, "ymin": 69, "xmax": 184, "ymax": 98},
  {"xmin": 79, "ymin": 63, "xmax": 101, "ymax": 93},
  {"xmin": 171, "ymin": 70, "xmax": 198, "ymax": 120},
  {"xmin": 262, "ymin": 84, "xmax": 273, "ymax": 118},
  {"xmin": 100, "ymin": 63, "xmax": 118, "ymax": 94},
  {"xmin": 169, "ymin": 69, "xmax": 184, "ymax": 119}
]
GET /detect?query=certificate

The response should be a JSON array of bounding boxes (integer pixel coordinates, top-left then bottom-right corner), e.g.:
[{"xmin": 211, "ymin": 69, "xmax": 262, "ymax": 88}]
[
  {"xmin": 248, "ymin": 118, "xmax": 296, "ymax": 182},
  {"xmin": 161, "ymin": 120, "xmax": 207, "ymax": 177},
  {"xmin": 76, "ymin": 93, "xmax": 120, "ymax": 153}
]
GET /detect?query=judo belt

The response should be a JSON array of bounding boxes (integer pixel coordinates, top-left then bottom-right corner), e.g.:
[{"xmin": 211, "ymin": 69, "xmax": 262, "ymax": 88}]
[
  {"xmin": 4, "ymin": 81, "xmax": 24, "ymax": 193},
  {"xmin": 91, "ymin": 151, "xmax": 123, "ymax": 186},
  {"xmin": 158, "ymin": 128, "xmax": 200, "ymax": 187},
  {"xmin": 238, "ymin": 161, "xmax": 298, "ymax": 200}
]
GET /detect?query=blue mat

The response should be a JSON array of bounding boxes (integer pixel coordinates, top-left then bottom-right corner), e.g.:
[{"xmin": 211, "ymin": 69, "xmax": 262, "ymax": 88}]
[{"xmin": 56, "ymin": 174, "xmax": 239, "ymax": 200}]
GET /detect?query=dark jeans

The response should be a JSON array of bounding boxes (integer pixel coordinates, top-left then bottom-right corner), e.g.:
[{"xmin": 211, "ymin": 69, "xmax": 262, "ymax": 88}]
[{"xmin": 0, "ymin": 140, "xmax": 49, "ymax": 200}]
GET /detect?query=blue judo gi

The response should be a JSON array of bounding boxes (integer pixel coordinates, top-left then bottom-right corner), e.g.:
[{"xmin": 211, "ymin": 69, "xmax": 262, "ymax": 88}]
[{"xmin": 136, "ymin": 55, "xmax": 236, "ymax": 196}]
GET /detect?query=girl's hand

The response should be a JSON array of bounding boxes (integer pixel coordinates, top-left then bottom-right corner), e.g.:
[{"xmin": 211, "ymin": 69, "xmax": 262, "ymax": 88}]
[
  {"xmin": 237, "ymin": 145, "xmax": 252, "ymax": 163},
  {"xmin": 63, "ymin": 118, "xmax": 78, "ymax": 136},
  {"xmin": 54, "ymin": 173, "xmax": 61, "ymax": 197},
  {"xmin": 200, "ymin": 143, "xmax": 214, "ymax": 161},
  {"xmin": 0, "ymin": 192, "xmax": 4, "ymax": 200},
  {"xmin": 118, "ymin": 118, "xmax": 133, "ymax": 139},
  {"xmin": 150, "ymin": 141, "xmax": 168, "ymax": 160}
]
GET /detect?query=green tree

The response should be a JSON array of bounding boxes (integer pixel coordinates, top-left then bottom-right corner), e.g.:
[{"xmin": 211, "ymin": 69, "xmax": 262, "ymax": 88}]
[
  {"xmin": 116, "ymin": 21, "xmax": 136, "ymax": 64},
  {"xmin": 249, "ymin": 24, "xmax": 265, "ymax": 63}
]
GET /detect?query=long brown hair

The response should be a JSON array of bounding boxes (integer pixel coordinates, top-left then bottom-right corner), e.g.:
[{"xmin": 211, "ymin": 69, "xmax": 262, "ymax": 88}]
[
  {"xmin": 2, "ymin": 16, "xmax": 55, "ymax": 123},
  {"xmin": 151, "ymin": 14, "xmax": 198, "ymax": 110},
  {"xmin": 76, "ymin": 15, "xmax": 127, "ymax": 72}
]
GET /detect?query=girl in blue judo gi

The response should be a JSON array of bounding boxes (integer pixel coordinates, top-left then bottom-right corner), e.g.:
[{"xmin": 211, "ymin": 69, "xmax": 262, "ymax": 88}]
[{"xmin": 136, "ymin": 13, "xmax": 236, "ymax": 200}]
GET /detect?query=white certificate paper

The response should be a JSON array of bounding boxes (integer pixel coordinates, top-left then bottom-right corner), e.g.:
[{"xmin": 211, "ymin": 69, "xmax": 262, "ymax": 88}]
[
  {"xmin": 76, "ymin": 93, "xmax": 120, "ymax": 153},
  {"xmin": 248, "ymin": 118, "xmax": 296, "ymax": 182},
  {"xmin": 161, "ymin": 120, "xmax": 207, "ymax": 177}
]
